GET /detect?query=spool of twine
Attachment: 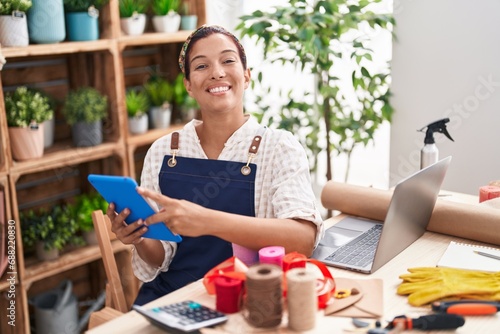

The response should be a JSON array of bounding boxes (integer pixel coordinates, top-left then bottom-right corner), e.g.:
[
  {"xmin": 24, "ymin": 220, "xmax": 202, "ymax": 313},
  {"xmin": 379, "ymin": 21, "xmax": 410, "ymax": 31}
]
[
  {"xmin": 245, "ymin": 263, "xmax": 283, "ymax": 328},
  {"xmin": 286, "ymin": 268, "xmax": 317, "ymax": 331}
]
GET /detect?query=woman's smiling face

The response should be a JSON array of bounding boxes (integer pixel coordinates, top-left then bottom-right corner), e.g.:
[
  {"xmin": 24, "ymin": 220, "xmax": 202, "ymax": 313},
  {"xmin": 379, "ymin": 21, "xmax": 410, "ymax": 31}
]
[{"xmin": 184, "ymin": 33, "xmax": 251, "ymax": 114}]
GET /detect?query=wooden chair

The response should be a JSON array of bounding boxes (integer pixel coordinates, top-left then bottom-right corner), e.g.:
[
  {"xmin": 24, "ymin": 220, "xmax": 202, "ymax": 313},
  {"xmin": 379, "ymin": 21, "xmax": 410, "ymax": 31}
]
[{"xmin": 88, "ymin": 210, "xmax": 129, "ymax": 329}]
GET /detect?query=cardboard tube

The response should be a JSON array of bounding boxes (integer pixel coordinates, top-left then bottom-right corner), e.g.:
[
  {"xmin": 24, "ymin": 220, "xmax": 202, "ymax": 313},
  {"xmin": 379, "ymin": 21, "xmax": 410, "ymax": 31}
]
[{"xmin": 321, "ymin": 181, "xmax": 500, "ymax": 246}]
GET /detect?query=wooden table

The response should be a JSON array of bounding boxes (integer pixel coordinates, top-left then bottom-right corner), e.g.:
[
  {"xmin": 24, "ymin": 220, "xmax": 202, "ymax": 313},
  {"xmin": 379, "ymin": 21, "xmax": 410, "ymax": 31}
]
[{"xmin": 86, "ymin": 209, "xmax": 500, "ymax": 333}]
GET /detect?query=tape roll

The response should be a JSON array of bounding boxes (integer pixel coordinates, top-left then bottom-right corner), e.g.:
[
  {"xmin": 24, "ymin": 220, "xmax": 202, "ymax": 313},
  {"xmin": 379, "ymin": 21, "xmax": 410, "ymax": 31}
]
[{"xmin": 259, "ymin": 246, "xmax": 285, "ymax": 268}]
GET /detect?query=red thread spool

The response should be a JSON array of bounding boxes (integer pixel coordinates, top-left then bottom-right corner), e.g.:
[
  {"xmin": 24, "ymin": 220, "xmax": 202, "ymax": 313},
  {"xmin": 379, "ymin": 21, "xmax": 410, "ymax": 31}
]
[{"xmin": 214, "ymin": 276, "xmax": 243, "ymax": 314}]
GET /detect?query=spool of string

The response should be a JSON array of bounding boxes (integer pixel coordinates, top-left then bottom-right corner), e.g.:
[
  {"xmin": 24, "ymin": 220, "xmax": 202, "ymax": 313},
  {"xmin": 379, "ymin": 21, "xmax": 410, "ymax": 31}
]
[
  {"xmin": 286, "ymin": 268, "xmax": 317, "ymax": 331},
  {"xmin": 214, "ymin": 276, "xmax": 243, "ymax": 314},
  {"xmin": 245, "ymin": 263, "xmax": 283, "ymax": 328}
]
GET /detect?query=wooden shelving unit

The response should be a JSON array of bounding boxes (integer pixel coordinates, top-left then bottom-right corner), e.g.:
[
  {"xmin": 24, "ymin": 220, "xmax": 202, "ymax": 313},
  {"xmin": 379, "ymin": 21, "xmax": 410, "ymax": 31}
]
[{"xmin": 0, "ymin": 1, "xmax": 206, "ymax": 333}]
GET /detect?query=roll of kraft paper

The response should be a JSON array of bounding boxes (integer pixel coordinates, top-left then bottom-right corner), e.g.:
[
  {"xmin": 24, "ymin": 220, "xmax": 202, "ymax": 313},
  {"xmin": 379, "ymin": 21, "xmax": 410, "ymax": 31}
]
[{"xmin": 321, "ymin": 181, "xmax": 500, "ymax": 246}]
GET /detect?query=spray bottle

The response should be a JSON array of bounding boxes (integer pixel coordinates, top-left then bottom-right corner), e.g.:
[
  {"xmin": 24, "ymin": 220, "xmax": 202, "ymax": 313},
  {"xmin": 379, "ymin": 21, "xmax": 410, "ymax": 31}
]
[{"xmin": 418, "ymin": 118, "xmax": 454, "ymax": 169}]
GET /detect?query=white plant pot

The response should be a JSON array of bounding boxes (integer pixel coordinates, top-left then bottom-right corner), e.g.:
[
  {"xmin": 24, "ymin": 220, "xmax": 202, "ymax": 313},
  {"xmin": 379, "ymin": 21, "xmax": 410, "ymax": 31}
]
[
  {"xmin": 149, "ymin": 105, "xmax": 172, "ymax": 129},
  {"xmin": 0, "ymin": 13, "xmax": 29, "ymax": 47},
  {"xmin": 43, "ymin": 117, "xmax": 55, "ymax": 148},
  {"xmin": 152, "ymin": 12, "xmax": 181, "ymax": 33},
  {"xmin": 129, "ymin": 114, "xmax": 148, "ymax": 134},
  {"xmin": 120, "ymin": 13, "xmax": 146, "ymax": 36}
]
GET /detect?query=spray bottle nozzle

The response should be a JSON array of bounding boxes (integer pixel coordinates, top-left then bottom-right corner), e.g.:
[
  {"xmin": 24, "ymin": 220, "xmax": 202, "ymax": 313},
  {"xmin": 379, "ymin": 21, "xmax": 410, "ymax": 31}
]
[{"xmin": 418, "ymin": 118, "xmax": 454, "ymax": 144}]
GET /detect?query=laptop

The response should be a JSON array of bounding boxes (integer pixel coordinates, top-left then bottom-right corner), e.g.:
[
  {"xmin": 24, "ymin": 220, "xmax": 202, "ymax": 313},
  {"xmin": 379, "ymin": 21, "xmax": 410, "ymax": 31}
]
[{"xmin": 312, "ymin": 156, "xmax": 451, "ymax": 274}]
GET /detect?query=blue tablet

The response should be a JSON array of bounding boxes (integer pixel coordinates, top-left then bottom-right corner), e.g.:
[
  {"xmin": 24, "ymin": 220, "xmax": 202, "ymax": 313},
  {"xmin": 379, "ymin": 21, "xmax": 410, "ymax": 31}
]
[{"xmin": 88, "ymin": 174, "xmax": 182, "ymax": 242}]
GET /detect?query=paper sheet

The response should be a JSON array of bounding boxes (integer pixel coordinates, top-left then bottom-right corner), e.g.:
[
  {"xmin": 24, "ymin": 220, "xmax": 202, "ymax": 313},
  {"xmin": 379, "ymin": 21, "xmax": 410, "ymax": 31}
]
[{"xmin": 321, "ymin": 181, "xmax": 500, "ymax": 245}]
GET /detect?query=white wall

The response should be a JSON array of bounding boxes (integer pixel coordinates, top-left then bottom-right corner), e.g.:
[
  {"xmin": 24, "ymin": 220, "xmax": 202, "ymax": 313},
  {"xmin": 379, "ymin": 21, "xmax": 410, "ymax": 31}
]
[{"xmin": 390, "ymin": 0, "xmax": 500, "ymax": 194}]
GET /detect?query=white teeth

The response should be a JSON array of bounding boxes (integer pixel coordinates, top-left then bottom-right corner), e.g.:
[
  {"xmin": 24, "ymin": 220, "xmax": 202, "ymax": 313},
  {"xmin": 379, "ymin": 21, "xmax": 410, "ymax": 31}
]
[{"xmin": 209, "ymin": 86, "xmax": 229, "ymax": 93}]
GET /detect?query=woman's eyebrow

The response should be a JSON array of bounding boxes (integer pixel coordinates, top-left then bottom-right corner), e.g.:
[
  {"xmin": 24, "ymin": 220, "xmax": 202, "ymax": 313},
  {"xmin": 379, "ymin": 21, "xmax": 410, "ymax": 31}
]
[{"xmin": 190, "ymin": 49, "xmax": 238, "ymax": 63}]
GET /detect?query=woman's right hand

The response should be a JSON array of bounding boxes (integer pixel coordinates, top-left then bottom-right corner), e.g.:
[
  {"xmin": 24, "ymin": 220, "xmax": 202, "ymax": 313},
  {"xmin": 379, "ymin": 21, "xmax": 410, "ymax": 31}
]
[{"xmin": 106, "ymin": 202, "xmax": 148, "ymax": 245}]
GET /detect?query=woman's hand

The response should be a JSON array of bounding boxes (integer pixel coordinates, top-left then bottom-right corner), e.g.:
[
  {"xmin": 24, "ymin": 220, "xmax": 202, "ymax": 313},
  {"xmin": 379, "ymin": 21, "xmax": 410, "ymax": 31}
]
[
  {"xmin": 106, "ymin": 202, "xmax": 148, "ymax": 245},
  {"xmin": 137, "ymin": 187, "xmax": 208, "ymax": 237}
]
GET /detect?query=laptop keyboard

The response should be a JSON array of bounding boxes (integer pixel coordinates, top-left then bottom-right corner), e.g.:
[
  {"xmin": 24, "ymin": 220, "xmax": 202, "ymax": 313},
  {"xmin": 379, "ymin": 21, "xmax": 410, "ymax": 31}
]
[{"xmin": 325, "ymin": 224, "xmax": 383, "ymax": 267}]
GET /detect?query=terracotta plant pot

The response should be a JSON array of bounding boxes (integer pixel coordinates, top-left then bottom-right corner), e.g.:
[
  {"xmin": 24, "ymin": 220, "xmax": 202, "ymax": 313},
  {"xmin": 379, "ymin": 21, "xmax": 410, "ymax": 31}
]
[{"xmin": 8, "ymin": 123, "xmax": 45, "ymax": 161}]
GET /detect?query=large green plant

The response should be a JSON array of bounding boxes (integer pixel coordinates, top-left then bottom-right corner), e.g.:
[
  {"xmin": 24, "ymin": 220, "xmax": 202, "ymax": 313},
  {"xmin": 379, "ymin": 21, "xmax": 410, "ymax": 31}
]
[
  {"xmin": 151, "ymin": 0, "xmax": 180, "ymax": 16},
  {"xmin": 0, "ymin": 0, "xmax": 32, "ymax": 15},
  {"xmin": 62, "ymin": 87, "xmax": 108, "ymax": 124},
  {"xmin": 21, "ymin": 205, "xmax": 84, "ymax": 251},
  {"xmin": 119, "ymin": 0, "xmax": 149, "ymax": 17},
  {"xmin": 63, "ymin": 0, "xmax": 109, "ymax": 12},
  {"xmin": 237, "ymin": 0, "xmax": 394, "ymax": 182},
  {"xmin": 5, "ymin": 86, "xmax": 53, "ymax": 127}
]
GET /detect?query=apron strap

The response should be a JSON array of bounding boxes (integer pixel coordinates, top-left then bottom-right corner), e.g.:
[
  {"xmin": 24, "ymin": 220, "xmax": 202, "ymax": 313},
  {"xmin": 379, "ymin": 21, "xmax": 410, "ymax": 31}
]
[
  {"xmin": 241, "ymin": 126, "xmax": 267, "ymax": 176},
  {"xmin": 167, "ymin": 127, "xmax": 267, "ymax": 175}
]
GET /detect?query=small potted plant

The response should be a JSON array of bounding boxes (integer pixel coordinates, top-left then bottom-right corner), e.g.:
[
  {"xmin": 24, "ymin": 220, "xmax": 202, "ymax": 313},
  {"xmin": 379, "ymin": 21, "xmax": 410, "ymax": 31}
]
[
  {"xmin": 62, "ymin": 87, "xmax": 108, "ymax": 147},
  {"xmin": 179, "ymin": 1, "xmax": 197, "ymax": 31},
  {"xmin": 126, "ymin": 88, "xmax": 150, "ymax": 134},
  {"xmin": 173, "ymin": 73, "xmax": 198, "ymax": 122},
  {"xmin": 72, "ymin": 192, "xmax": 108, "ymax": 245},
  {"xmin": 151, "ymin": 0, "xmax": 181, "ymax": 33},
  {"xmin": 0, "ymin": 0, "xmax": 32, "ymax": 47},
  {"xmin": 21, "ymin": 205, "xmax": 84, "ymax": 261},
  {"xmin": 5, "ymin": 86, "xmax": 54, "ymax": 161},
  {"xmin": 63, "ymin": 0, "xmax": 110, "ymax": 41},
  {"xmin": 119, "ymin": 0, "xmax": 149, "ymax": 36},
  {"xmin": 144, "ymin": 76, "xmax": 173, "ymax": 129}
]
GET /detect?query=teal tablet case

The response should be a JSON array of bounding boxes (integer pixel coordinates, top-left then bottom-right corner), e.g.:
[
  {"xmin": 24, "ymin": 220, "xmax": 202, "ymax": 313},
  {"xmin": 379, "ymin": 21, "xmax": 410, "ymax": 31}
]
[{"xmin": 88, "ymin": 174, "xmax": 182, "ymax": 242}]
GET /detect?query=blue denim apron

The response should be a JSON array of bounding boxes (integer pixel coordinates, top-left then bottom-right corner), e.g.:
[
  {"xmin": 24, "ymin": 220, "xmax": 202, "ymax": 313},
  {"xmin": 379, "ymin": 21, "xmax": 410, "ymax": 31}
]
[{"xmin": 134, "ymin": 129, "xmax": 265, "ymax": 305}]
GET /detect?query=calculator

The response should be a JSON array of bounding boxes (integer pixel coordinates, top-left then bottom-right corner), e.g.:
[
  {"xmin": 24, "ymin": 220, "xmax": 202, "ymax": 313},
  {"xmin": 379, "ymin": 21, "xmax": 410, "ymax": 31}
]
[{"xmin": 133, "ymin": 300, "xmax": 228, "ymax": 333}]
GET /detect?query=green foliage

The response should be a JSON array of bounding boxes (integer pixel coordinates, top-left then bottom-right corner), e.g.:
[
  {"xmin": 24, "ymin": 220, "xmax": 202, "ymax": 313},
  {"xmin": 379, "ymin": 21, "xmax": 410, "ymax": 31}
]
[
  {"xmin": 72, "ymin": 192, "xmax": 108, "ymax": 232},
  {"xmin": 237, "ymin": 0, "xmax": 395, "ymax": 181},
  {"xmin": 63, "ymin": 0, "xmax": 109, "ymax": 12},
  {"xmin": 126, "ymin": 89, "xmax": 150, "ymax": 117},
  {"xmin": 21, "ymin": 205, "xmax": 84, "ymax": 251},
  {"xmin": 62, "ymin": 87, "xmax": 108, "ymax": 125},
  {"xmin": 5, "ymin": 86, "xmax": 53, "ymax": 127},
  {"xmin": 172, "ymin": 72, "xmax": 197, "ymax": 108},
  {"xmin": 119, "ymin": 0, "xmax": 149, "ymax": 17},
  {"xmin": 151, "ymin": 0, "xmax": 180, "ymax": 15},
  {"xmin": 0, "ymin": 0, "xmax": 32, "ymax": 15},
  {"xmin": 144, "ymin": 77, "xmax": 173, "ymax": 107}
]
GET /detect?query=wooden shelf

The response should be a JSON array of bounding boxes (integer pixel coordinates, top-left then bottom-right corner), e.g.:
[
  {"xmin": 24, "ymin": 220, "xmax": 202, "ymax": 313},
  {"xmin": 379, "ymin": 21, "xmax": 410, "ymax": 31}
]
[
  {"xmin": 23, "ymin": 241, "xmax": 132, "ymax": 285},
  {"xmin": 118, "ymin": 30, "xmax": 192, "ymax": 49},
  {"xmin": 9, "ymin": 141, "xmax": 125, "ymax": 177},
  {"xmin": 1, "ymin": 40, "xmax": 115, "ymax": 59},
  {"xmin": 126, "ymin": 124, "xmax": 185, "ymax": 148}
]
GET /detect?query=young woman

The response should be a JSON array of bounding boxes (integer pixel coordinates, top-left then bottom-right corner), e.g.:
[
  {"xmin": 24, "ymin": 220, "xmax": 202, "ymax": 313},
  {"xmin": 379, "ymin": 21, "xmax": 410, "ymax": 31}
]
[{"xmin": 107, "ymin": 25, "xmax": 324, "ymax": 305}]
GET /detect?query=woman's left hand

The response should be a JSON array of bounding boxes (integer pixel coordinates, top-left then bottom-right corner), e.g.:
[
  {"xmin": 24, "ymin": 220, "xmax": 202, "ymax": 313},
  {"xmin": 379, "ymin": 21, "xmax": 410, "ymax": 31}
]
[{"xmin": 137, "ymin": 187, "xmax": 208, "ymax": 237}]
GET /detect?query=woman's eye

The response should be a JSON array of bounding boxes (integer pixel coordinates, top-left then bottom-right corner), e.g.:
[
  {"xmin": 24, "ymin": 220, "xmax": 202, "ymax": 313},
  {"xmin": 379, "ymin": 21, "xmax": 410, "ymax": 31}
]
[
  {"xmin": 194, "ymin": 64, "xmax": 207, "ymax": 70},
  {"xmin": 223, "ymin": 59, "xmax": 236, "ymax": 64}
]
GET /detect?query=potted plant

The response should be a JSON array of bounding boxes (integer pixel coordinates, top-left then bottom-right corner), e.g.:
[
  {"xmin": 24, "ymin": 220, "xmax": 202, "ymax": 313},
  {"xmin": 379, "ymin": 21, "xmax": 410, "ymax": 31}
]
[
  {"xmin": 126, "ymin": 88, "xmax": 150, "ymax": 134},
  {"xmin": 119, "ymin": 0, "xmax": 149, "ymax": 36},
  {"xmin": 72, "ymin": 192, "xmax": 108, "ymax": 245},
  {"xmin": 5, "ymin": 86, "xmax": 54, "ymax": 161},
  {"xmin": 179, "ymin": 1, "xmax": 197, "ymax": 31},
  {"xmin": 237, "ymin": 0, "xmax": 395, "ymax": 183},
  {"xmin": 63, "ymin": 0, "xmax": 110, "ymax": 41},
  {"xmin": 62, "ymin": 87, "xmax": 108, "ymax": 147},
  {"xmin": 27, "ymin": 0, "xmax": 66, "ymax": 44},
  {"xmin": 144, "ymin": 76, "xmax": 173, "ymax": 129},
  {"xmin": 151, "ymin": 0, "xmax": 181, "ymax": 33},
  {"xmin": 21, "ymin": 205, "xmax": 84, "ymax": 261},
  {"xmin": 0, "ymin": 0, "xmax": 32, "ymax": 47},
  {"xmin": 173, "ymin": 72, "xmax": 198, "ymax": 122}
]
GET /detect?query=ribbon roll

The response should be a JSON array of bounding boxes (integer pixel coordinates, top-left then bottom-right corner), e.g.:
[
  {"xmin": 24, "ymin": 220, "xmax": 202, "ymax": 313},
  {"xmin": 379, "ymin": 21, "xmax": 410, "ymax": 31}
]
[
  {"xmin": 282, "ymin": 251, "xmax": 307, "ymax": 272},
  {"xmin": 259, "ymin": 246, "xmax": 285, "ymax": 267},
  {"xmin": 214, "ymin": 276, "xmax": 244, "ymax": 314}
]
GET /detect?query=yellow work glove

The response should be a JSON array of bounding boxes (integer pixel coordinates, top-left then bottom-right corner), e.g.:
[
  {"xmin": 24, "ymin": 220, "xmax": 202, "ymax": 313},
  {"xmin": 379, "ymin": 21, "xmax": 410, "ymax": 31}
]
[{"xmin": 397, "ymin": 267, "xmax": 500, "ymax": 306}]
